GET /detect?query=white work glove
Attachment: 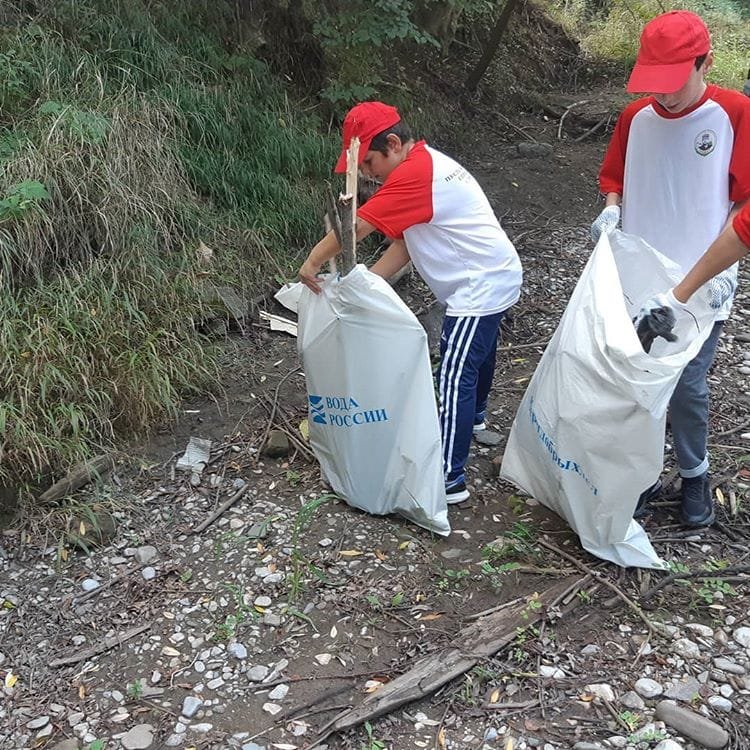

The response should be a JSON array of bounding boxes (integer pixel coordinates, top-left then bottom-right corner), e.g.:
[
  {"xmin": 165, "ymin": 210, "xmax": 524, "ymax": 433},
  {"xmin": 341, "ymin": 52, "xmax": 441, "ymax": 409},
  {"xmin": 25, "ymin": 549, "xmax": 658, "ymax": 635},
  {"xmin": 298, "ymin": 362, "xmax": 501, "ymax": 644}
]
[
  {"xmin": 590, "ymin": 205, "xmax": 621, "ymax": 243},
  {"xmin": 707, "ymin": 269, "xmax": 737, "ymax": 309},
  {"xmin": 632, "ymin": 289, "xmax": 684, "ymax": 353}
]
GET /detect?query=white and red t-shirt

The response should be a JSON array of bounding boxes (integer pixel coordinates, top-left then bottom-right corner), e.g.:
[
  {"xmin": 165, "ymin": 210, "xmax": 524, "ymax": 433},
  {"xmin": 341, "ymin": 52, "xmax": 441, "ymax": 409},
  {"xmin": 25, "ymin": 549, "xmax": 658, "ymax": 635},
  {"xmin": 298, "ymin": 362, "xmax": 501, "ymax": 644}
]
[
  {"xmin": 357, "ymin": 141, "xmax": 522, "ymax": 316},
  {"xmin": 599, "ymin": 85, "xmax": 750, "ymax": 317},
  {"xmin": 735, "ymin": 201, "xmax": 750, "ymax": 248}
]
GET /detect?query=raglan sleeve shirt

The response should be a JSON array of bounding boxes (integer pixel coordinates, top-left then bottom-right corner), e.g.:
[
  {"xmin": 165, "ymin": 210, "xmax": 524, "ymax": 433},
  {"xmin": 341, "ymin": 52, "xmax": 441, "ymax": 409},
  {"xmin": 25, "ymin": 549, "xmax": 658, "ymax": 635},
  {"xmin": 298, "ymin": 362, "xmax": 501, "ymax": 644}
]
[{"xmin": 356, "ymin": 141, "xmax": 433, "ymax": 239}]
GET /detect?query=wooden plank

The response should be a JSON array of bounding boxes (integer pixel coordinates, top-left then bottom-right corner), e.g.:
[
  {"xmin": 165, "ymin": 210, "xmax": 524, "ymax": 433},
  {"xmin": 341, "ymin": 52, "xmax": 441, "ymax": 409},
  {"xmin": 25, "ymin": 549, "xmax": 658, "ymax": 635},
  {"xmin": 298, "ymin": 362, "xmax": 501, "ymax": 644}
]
[
  {"xmin": 338, "ymin": 136, "xmax": 359, "ymax": 275},
  {"xmin": 38, "ymin": 454, "xmax": 116, "ymax": 504},
  {"xmin": 314, "ymin": 577, "xmax": 578, "ymax": 741}
]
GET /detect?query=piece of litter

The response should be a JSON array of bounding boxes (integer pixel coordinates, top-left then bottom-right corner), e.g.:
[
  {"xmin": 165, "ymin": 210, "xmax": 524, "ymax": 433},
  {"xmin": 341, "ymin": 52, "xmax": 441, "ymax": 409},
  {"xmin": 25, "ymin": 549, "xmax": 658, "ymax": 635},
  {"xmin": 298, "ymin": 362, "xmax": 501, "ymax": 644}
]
[
  {"xmin": 259, "ymin": 310, "xmax": 298, "ymax": 337},
  {"xmin": 176, "ymin": 437, "xmax": 211, "ymax": 473}
]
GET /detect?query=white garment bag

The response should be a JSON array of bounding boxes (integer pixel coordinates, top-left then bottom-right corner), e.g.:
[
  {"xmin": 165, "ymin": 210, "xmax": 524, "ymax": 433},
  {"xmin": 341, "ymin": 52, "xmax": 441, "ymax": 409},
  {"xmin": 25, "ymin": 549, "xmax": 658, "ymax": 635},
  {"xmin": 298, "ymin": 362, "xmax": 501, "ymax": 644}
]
[
  {"xmin": 501, "ymin": 230, "xmax": 719, "ymax": 568},
  {"xmin": 296, "ymin": 265, "xmax": 450, "ymax": 536}
]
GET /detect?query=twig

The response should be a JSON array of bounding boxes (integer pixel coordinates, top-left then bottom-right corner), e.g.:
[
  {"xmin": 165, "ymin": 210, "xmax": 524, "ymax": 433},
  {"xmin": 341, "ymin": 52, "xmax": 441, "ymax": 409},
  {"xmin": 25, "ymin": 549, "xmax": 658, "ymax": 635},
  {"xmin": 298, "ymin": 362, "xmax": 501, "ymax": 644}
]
[
  {"xmin": 481, "ymin": 698, "xmax": 539, "ymax": 710},
  {"xmin": 573, "ymin": 113, "xmax": 610, "ymax": 143},
  {"xmin": 49, "ymin": 623, "xmax": 151, "ymax": 668},
  {"xmin": 191, "ymin": 485, "xmax": 248, "ymax": 534},
  {"xmin": 499, "ymin": 338, "xmax": 551, "ymax": 352},
  {"xmin": 537, "ymin": 538, "xmax": 654, "ymax": 637},
  {"xmin": 557, "ymin": 99, "xmax": 590, "ymax": 140},
  {"xmin": 254, "ymin": 365, "xmax": 302, "ymax": 463},
  {"xmin": 640, "ymin": 564, "xmax": 750, "ymax": 602},
  {"xmin": 717, "ymin": 417, "xmax": 750, "ymax": 437},
  {"xmin": 433, "ymin": 699, "xmax": 453, "ymax": 749}
]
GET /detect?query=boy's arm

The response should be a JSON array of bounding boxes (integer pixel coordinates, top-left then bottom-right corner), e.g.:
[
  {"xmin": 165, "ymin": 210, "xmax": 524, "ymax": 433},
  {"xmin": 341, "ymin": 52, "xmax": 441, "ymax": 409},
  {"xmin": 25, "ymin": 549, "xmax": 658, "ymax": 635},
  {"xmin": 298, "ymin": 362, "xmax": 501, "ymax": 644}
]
[
  {"xmin": 298, "ymin": 217, "xmax": 377, "ymax": 293},
  {"xmin": 370, "ymin": 240, "xmax": 410, "ymax": 279}
]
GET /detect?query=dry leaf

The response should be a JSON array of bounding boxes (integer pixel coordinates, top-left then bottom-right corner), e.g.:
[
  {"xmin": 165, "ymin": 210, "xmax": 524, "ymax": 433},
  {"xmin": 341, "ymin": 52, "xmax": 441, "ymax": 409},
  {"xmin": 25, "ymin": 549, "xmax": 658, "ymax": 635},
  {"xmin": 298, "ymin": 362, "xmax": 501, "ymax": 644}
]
[
  {"xmin": 78, "ymin": 684, "xmax": 86, "ymax": 699},
  {"xmin": 161, "ymin": 646, "xmax": 180, "ymax": 657},
  {"xmin": 79, "ymin": 520, "xmax": 86, "ymax": 535},
  {"xmin": 420, "ymin": 613, "xmax": 443, "ymax": 621},
  {"xmin": 364, "ymin": 679, "xmax": 383, "ymax": 693},
  {"xmin": 197, "ymin": 240, "xmax": 214, "ymax": 264},
  {"xmin": 374, "ymin": 549, "xmax": 387, "ymax": 561},
  {"xmin": 716, "ymin": 487, "xmax": 725, "ymax": 506},
  {"xmin": 329, "ymin": 624, "xmax": 338, "ymax": 638},
  {"xmin": 489, "ymin": 688, "xmax": 501, "ymax": 703},
  {"xmin": 299, "ymin": 419, "xmax": 309, "ymax": 441},
  {"xmin": 5, "ymin": 672, "xmax": 18, "ymax": 688},
  {"xmin": 339, "ymin": 550, "xmax": 362, "ymax": 557},
  {"xmin": 398, "ymin": 540, "xmax": 411, "ymax": 550},
  {"xmin": 524, "ymin": 718, "xmax": 542, "ymax": 732},
  {"xmin": 505, "ymin": 738, "xmax": 516, "ymax": 750}
]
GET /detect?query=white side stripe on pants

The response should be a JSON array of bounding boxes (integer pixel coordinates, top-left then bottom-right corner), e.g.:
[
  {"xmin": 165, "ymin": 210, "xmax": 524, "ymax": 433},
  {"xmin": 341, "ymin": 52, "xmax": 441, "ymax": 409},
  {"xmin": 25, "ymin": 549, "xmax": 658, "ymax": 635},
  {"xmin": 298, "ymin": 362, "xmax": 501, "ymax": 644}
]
[{"xmin": 439, "ymin": 316, "xmax": 479, "ymax": 479}]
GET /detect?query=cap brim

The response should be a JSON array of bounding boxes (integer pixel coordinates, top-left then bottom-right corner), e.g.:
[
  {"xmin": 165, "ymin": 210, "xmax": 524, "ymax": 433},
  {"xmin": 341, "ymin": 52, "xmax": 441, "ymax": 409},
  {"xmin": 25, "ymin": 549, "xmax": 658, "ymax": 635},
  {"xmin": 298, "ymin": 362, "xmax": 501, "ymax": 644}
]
[
  {"xmin": 333, "ymin": 137, "xmax": 372, "ymax": 174},
  {"xmin": 626, "ymin": 59, "xmax": 695, "ymax": 94}
]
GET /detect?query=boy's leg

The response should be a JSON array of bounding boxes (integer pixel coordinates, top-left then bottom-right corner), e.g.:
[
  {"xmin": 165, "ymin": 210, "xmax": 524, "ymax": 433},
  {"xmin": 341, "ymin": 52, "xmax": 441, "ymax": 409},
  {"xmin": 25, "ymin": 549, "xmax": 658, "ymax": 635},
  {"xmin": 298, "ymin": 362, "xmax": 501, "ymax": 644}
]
[
  {"xmin": 669, "ymin": 321, "xmax": 723, "ymax": 524},
  {"xmin": 474, "ymin": 314, "xmax": 503, "ymax": 430},
  {"xmin": 439, "ymin": 313, "xmax": 503, "ymax": 495}
]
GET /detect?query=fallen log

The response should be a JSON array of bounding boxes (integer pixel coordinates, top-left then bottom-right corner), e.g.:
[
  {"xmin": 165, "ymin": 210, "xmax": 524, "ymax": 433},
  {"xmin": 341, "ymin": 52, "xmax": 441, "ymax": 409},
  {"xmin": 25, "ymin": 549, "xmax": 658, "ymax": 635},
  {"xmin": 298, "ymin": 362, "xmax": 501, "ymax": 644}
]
[
  {"xmin": 38, "ymin": 454, "xmax": 116, "ymax": 504},
  {"xmin": 310, "ymin": 577, "xmax": 578, "ymax": 746}
]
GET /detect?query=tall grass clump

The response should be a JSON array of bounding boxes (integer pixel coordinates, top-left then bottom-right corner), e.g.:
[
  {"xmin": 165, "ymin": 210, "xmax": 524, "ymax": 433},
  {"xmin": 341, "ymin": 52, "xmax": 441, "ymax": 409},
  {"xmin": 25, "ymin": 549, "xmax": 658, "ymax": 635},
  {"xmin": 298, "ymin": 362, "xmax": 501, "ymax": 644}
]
[
  {"xmin": 0, "ymin": 0, "xmax": 336, "ymax": 492},
  {"xmin": 542, "ymin": 0, "xmax": 749, "ymax": 89}
]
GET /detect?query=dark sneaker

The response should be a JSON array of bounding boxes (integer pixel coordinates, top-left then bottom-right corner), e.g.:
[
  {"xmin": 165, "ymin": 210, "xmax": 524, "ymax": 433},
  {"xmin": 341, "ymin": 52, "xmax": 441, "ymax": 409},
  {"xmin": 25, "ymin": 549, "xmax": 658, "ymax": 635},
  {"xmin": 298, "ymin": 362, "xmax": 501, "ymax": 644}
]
[
  {"xmin": 634, "ymin": 479, "xmax": 662, "ymax": 518},
  {"xmin": 680, "ymin": 473, "xmax": 715, "ymax": 527},
  {"xmin": 446, "ymin": 481, "xmax": 470, "ymax": 504}
]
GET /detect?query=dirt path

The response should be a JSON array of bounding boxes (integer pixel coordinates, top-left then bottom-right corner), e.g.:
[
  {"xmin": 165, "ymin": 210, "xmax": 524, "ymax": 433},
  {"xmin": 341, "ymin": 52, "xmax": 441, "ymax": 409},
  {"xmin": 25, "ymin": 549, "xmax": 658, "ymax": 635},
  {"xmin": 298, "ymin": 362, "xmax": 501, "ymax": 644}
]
[{"xmin": 2, "ymin": 110, "xmax": 750, "ymax": 750}]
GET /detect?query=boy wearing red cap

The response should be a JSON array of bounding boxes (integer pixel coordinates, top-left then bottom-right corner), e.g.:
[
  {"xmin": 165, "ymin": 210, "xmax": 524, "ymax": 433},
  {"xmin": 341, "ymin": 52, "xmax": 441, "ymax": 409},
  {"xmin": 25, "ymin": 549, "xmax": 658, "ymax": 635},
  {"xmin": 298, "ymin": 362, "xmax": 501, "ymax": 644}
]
[
  {"xmin": 298, "ymin": 101, "xmax": 522, "ymax": 504},
  {"xmin": 591, "ymin": 10, "xmax": 750, "ymax": 526}
]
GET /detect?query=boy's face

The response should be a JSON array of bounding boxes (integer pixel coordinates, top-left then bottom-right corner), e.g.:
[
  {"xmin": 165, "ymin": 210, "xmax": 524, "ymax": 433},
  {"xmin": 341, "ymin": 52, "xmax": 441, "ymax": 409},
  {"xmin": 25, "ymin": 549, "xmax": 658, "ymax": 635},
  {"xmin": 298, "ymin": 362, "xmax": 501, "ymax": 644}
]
[
  {"xmin": 653, "ymin": 51, "xmax": 713, "ymax": 114},
  {"xmin": 361, "ymin": 135, "xmax": 407, "ymax": 183}
]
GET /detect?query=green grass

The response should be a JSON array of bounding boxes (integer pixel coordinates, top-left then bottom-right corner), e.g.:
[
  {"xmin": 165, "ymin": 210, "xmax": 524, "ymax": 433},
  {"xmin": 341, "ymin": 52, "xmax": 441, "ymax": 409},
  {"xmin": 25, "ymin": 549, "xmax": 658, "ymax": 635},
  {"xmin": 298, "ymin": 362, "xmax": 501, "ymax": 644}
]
[
  {"xmin": 542, "ymin": 0, "xmax": 749, "ymax": 89},
  {"xmin": 0, "ymin": 0, "xmax": 335, "ymax": 491}
]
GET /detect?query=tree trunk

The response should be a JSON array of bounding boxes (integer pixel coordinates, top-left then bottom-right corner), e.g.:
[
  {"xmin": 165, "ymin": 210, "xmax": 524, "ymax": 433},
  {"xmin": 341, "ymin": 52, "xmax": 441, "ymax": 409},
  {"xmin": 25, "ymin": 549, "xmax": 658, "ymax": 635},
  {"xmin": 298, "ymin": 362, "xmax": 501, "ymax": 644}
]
[{"xmin": 465, "ymin": 0, "xmax": 523, "ymax": 92}]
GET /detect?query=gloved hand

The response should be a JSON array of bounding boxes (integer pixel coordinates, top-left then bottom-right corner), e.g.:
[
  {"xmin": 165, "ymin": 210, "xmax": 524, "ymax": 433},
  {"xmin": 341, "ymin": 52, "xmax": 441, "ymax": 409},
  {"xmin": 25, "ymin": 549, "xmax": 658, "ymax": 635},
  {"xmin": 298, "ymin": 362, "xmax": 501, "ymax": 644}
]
[
  {"xmin": 707, "ymin": 269, "xmax": 737, "ymax": 309},
  {"xmin": 632, "ymin": 290, "xmax": 682, "ymax": 353},
  {"xmin": 590, "ymin": 205, "xmax": 621, "ymax": 243}
]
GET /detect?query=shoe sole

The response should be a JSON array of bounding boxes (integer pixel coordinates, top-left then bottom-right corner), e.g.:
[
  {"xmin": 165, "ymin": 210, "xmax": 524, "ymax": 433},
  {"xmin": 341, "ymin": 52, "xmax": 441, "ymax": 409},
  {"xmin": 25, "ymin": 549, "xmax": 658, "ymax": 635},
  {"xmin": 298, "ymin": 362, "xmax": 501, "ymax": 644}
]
[
  {"xmin": 681, "ymin": 509, "xmax": 715, "ymax": 527},
  {"xmin": 446, "ymin": 490, "xmax": 470, "ymax": 504}
]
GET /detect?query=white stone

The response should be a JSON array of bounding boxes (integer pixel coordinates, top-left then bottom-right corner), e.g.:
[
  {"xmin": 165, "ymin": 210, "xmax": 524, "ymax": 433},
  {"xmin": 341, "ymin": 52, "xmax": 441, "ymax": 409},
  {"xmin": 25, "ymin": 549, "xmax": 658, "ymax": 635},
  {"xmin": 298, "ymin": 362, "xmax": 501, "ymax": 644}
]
[
  {"xmin": 538, "ymin": 665, "xmax": 565, "ymax": 679},
  {"xmin": 585, "ymin": 683, "xmax": 615, "ymax": 702},
  {"xmin": 686, "ymin": 623, "xmax": 714, "ymax": 638},
  {"xmin": 268, "ymin": 684, "xmax": 289, "ymax": 701},
  {"xmin": 121, "ymin": 723, "xmax": 154, "ymax": 750},
  {"xmin": 228, "ymin": 642, "xmax": 247, "ymax": 660},
  {"xmin": 247, "ymin": 665, "xmax": 269, "ymax": 682},
  {"xmin": 671, "ymin": 638, "xmax": 701, "ymax": 660},
  {"xmin": 135, "ymin": 546, "xmax": 158, "ymax": 564},
  {"xmin": 719, "ymin": 684, "xmax": 734, "ymax": 698},
  {"xmin": 141, "ymin": 567, "xmax": 156, "ymax": 581},
  {"xmin": 635, "ymin": 678, "xmax": 663, "ymax": 699},
  {"xmin": 708, "ymin": 695, "xmax": 732, "ymax": 712},
  {"xmin": 27, "ymin": 716, "xmax": 50, "ymax": 730},
  {"xmin": 262, "ymin": 702, "xmax": 282, "ymax": 715},
  {"xmin": 653, "ymin": 741, "xmax": 684, "ymax": 750},
  {"xmin": 189, "ymin": 723, "xmax": 214, "ymax": 733},
  {"xmin": 81, "ymin": 579, "xmax": 100, "ymax": 592},
  {"xmin": 254, "ymin": 596, "xmax": 272, "ymax": 608},
  {"xmin": 181, "ymin": 696, "xmax": 202, "ymax": 718},
  {"xmin": 732, "ymin": 627, "xmax": 750, "ymax": 648}
]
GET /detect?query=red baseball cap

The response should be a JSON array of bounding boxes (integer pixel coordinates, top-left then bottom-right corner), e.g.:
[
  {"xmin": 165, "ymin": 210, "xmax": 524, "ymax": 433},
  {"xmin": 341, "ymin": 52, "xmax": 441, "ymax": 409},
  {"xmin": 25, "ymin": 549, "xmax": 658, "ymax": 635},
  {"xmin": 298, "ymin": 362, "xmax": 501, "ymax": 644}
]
[
  {"xmin": 334, "ymin": 101, "xmax": 401, "ymax": 174},
  {"xmin": 627, "ymin": 11, "xmax": 710, "ymax": 94}
]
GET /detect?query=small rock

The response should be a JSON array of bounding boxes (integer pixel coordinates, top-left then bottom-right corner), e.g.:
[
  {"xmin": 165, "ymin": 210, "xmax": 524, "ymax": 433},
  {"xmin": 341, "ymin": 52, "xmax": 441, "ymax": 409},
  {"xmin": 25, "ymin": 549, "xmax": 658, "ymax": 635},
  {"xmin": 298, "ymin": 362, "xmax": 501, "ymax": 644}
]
[
  {"xmin": 440, "ymin": 548, "xmax": 463, "ymax": 560},
  {"xmin": 27, "ymin": 716, "xmax": 50, "ymax": 730},
  {"xmin": 474, "ymin": 428, "xmax": 502, "ymax": 446},
  {"xmin": 268, "ymin": 684, "xmax": 289, "ymax": 701},
  {"xmin": 315, "ymin": 653, "xmax": 332, "ymax": 666},
  {"xmin": 181, "ymin": 696, "xmax": 202, "ymax": 718},
  {"xmin": 318, "ymin": 538, "xmax": 333, "ymax": 547},
  {"xmin": 51, "ymin": 741, "xmax": 80, "ymax": 750},
  {"xmin": 81, "ymin": 579, "xmax": 100, "ymax": 592},
  {"xmin": 581, "ymin": 644, "xmax": 600, "ymax": 655},
  {"xmin": 247, "ymin": 665, "xmax": 270, "ymax": 682},
  {"xmin": 685, "ymin": 623, "xmax": 714, "ymax": 638},
  {"xmin": 671, "ymin": 638, "xmax": 701, "ymax": 660},
  {"xmin": 620, "ymin": 691, "xmax": 645, "ymax": 710},
  {"xmin": 242, "ymin": 743, "xmax": 267, "ymax": 750},
  {"xmin": 665, "ymin": 676, "xmax": 702, "ymax": 702},
  {"xmin": 247, "ymin": 523, "xmax": 269, "ymax": 539},
  {"xmin": 262, "ymin": 702, "xmax": 282, "ymax": 715},
  {"xmin": 572, "ymin": 743, "xmax": 604, "ymax": 750},
  {"xmin": 635, "ymin": 678, "xmax": 663, "ymax": 699},
  {"xmin": 121, "ymin": 723, "xmax": 155, "ymax": 750},
  {"xmin": 654, "ymin": 741, "xmax": 684, "ymax": 750},
  {"xmin": 515, "ymin": 142, "xmax": 554, "ymax": 159},
  {"xmin": 585, "ymin": 683, "xmax": 615, "ymax": 702},
  {"xmin": 606, "ymin": 738, "xmax": 627, "ymax": 749},
  {"xmin": 707, "ymin": 695, "xmax": 732, "ymax": 712},
  {"xmin": 228, "ymin": 642, "xmax": 248, "ymax": 660},
  {"xmin": 713, "ymin": 657, "xmax": 745, "ymax": 675},
  {"xmin": 254, "ymin": 595, "xmax": 272, "ymax": 607},
  {"xmin": 165, "ymin": 735, "xmax": 184, "ymax": 747},
  {"xmin": 263, "ymin": 613, "xmax": 282, "ymax": 627},
  {"xmin": 538, "ymin": 665, "xmax": 565, "ymax": 679},
  {"xmin": 135, "ymin": 545, "xmax": 158, "ymax": 564},
  {"xmin": 189, "ymin": 723, "xmax": 214, "ymax": 733},
  {"xmin": 141, "ymin": 567, "xmax": 156, "ymax": 581},
  {"xmin": 655, "ymin": 700, "xmax": 729, "ymax": 749},
  {"xmin": 264, "ymin": 430, "xmax": 289, "ymax": 458},
  {"xmin": 732, "ymin": 626, "xmax": 750, "ymax": 648}
]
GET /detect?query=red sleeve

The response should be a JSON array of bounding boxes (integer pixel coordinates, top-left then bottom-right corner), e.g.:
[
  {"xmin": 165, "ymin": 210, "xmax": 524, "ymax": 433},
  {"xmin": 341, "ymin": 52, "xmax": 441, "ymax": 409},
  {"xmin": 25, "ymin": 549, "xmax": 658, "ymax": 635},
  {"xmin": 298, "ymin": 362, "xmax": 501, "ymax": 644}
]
[
  {"xmin": 735, "ymin": 202, "xmax": 750, "ymax": 248},
  {"xmin": 711, "ymin": 87, "xmax": 750, "ymax": 203},
  {"xmin": 598, "ymin": 98, "xmax": 653, "ymax": 195},
  {"xmin": 357, "ymin": 142, "xmax": 433, "ymax": 240}
]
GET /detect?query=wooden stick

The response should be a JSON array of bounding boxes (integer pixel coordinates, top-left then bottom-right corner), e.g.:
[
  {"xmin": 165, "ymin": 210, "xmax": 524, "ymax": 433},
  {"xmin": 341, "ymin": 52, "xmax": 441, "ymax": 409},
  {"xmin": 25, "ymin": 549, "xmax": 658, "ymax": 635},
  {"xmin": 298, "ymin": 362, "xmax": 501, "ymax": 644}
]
[
  {"xmin": 337, "ymin": 136, "xmax": 359, "ymax": 275},
  {"xmin": 38, "ymin": 454, "xmax": 116, "ymax": 503},
  {"xmin": 191, "ymin": 485, "xmax": 248, "ymax": 534},
  {"xmin": 49, "ymin": 623, "xmax": 151, "ymax": 668}
]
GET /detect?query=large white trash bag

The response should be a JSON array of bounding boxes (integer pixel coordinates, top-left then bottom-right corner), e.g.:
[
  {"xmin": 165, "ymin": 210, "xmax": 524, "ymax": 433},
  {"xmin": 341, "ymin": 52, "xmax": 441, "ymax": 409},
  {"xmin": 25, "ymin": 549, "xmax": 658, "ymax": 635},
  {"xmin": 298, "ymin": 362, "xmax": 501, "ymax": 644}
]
[
  {"xmin": 297, "ymin": 264, "xmax": 450, "ymax": 536},
  {"xmin": 501, "ymin": 230, "xmax": 718, "ymax": 568}
]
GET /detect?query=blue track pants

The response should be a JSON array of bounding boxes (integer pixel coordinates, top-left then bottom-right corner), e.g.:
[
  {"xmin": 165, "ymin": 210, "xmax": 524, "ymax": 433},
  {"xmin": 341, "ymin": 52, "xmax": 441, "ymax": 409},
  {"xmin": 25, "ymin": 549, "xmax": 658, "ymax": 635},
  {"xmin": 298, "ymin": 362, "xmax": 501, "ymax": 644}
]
[{"xmin": 439, "ymin": 311, "xmax": 504, "ymax": 488}]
